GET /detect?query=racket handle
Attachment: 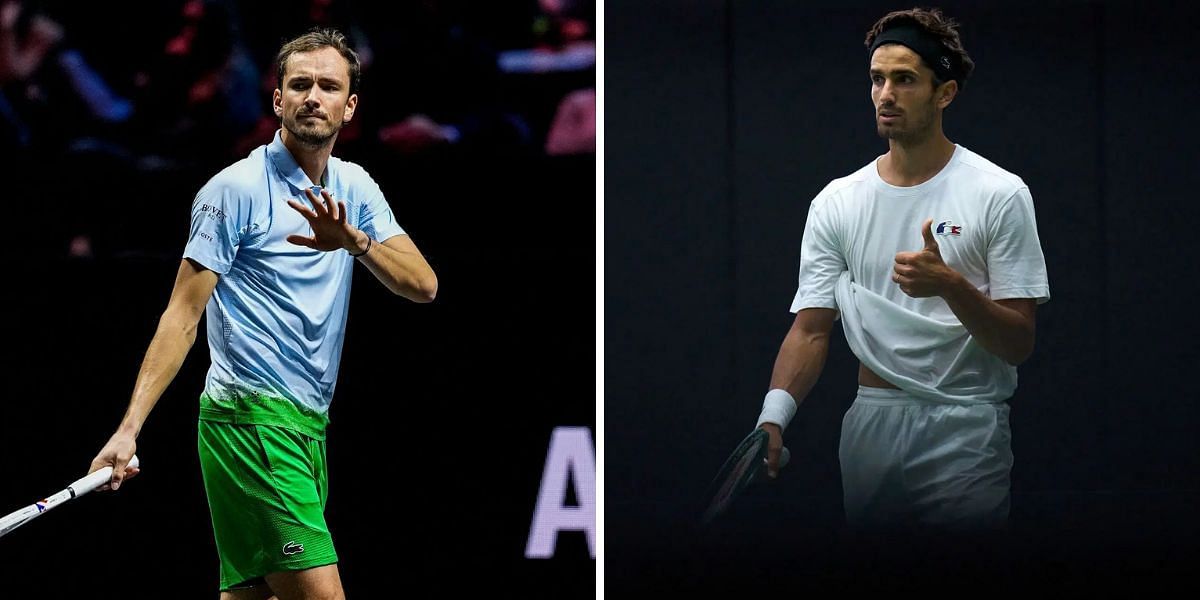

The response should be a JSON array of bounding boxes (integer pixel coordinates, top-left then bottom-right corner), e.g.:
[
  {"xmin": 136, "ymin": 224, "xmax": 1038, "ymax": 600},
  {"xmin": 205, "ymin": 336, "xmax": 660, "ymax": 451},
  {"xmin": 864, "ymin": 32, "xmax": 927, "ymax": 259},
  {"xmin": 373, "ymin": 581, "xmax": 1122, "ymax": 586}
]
[
  {"xmin": 758, "ymin": 446, "xmax": 790, "ymax": 474},
  {"xmin": 70, "ymin": 455, "xmax": 140, "ymax": 496}
]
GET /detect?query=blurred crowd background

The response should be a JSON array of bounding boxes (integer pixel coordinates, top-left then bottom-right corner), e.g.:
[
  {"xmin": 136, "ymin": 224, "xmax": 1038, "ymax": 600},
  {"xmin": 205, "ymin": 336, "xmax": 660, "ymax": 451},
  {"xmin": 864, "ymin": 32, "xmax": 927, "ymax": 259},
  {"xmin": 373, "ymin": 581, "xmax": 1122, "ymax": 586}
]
[{"xmin": 1, "ymin": 0, "xmax": 595, "ymax": 259}]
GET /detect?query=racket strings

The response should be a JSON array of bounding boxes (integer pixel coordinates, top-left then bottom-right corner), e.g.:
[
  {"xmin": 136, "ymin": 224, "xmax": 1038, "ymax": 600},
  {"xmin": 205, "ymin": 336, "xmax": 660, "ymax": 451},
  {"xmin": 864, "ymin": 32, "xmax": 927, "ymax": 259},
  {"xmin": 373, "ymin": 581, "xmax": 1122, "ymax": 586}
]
[{"xmin": 702, "ymin": 430, "xmax": 769, "ymax": 524}]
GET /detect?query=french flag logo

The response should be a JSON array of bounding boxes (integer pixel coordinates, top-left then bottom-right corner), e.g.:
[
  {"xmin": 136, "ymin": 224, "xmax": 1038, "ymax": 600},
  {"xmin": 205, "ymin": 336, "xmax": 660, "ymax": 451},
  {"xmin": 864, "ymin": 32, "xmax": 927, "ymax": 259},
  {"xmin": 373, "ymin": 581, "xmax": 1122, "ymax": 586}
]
[{"xmin": 936, "ymin": 221, "xmax": 963, "ymax": 236}]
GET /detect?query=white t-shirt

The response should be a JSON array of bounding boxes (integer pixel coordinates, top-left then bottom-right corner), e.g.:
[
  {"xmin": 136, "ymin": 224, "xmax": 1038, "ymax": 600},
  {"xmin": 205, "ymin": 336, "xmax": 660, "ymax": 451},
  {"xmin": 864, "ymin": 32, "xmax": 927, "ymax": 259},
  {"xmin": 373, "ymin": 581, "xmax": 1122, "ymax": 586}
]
[{"xmin": 791, "ymin": 144, "xmax": 1050, "ymax": 402}]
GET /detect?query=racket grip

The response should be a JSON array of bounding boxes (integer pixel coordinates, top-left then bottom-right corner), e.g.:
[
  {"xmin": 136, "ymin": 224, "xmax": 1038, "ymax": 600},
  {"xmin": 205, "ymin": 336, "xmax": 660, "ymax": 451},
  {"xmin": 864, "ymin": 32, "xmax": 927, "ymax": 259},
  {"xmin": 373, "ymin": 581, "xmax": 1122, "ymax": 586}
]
[
  {"xmin": 70, "ymin": 455, "xmax": 140, "ymax": 495},
  {"xmin": 759, "ymin": 446, "xmax": 791, "ymax": 473}
]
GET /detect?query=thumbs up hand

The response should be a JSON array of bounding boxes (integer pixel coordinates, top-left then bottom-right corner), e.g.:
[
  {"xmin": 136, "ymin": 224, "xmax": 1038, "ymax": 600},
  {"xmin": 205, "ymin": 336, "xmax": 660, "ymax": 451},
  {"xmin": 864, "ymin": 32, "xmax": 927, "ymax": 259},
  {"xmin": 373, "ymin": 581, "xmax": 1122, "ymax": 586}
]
[
  {"xmin": 893, "ymin": 218, "xmax": 955, "ymax": 298},
  {"xmin": 920, "ymin": 217, "xmax": 941, "ymax": 253}
]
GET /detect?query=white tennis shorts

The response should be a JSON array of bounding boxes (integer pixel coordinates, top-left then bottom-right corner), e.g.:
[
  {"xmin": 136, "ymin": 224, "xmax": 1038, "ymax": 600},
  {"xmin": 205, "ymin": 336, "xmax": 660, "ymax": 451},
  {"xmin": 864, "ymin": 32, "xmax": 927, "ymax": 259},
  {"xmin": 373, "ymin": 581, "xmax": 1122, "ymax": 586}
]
[{"xmin": 839, "ymin": 386, "xmax": 1013, "ymax": 531}]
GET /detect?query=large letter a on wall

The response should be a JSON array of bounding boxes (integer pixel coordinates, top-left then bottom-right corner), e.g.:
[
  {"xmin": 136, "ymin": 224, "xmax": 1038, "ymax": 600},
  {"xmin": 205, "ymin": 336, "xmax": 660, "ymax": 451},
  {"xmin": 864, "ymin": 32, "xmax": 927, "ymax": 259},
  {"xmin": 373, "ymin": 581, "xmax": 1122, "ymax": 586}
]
[{"xmin": 526, "ymin": 427, "xmax": 596, "ymax": 558}]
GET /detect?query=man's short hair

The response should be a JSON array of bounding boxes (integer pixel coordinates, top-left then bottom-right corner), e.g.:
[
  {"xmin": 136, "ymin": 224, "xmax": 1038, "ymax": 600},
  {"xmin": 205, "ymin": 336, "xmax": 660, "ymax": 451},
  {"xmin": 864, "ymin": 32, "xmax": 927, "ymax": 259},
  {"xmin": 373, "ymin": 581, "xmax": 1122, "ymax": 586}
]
[{"xmin": 276, "ymin": 27, "xmax": 361, "ymax": 94}]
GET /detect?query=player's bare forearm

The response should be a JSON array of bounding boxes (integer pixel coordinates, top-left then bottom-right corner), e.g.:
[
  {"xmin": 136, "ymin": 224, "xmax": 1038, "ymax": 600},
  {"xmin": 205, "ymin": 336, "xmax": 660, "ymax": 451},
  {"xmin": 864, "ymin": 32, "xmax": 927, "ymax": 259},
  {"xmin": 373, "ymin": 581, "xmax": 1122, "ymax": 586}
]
[
  {"xmin": 286, "ymin": 190, "xmax": 437, "ymax": 301},
  {"xmin": 768, "ymin": 308, "xmax": 836, "ymax": 407},
  {"xmin": 940, "ymin": 273, "xmax": 1035, "ymax": 365},
  {"xmin": 893, "ymin": 219, "xmax": 1035, "ymax": 365},
  {"xmin": 117, "ymin": 308, "xmax": 199, "ymax": 437},
  {"xmin": 114, "ymin": 260, "xmax": 215, "ymax": 437},
  {"xmin": 353, "ymin": 233, "xmax": 438, "ymax": 302}
]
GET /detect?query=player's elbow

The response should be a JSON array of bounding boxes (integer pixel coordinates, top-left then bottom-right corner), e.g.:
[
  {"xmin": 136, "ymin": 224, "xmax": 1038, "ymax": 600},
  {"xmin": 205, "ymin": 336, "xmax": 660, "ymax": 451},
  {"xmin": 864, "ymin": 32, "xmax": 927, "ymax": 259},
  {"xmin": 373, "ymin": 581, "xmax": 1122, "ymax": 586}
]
[
  {"xmin": 405, "ymin": 272, "xmax": 438, "ymax": 303},
  {"xmin": 1004, "ymin": 354, "xmax": 1027, "ymax": 367},
  {"xmin": 1004, "ymin": 338, "xmax": 1035, "ymax": 366},
  {"xmin": 804, "ymin": 325, "xmax": 834, "ymax": 343},
  {"xmin": 159, "ymin": 306, "xmax": 201, "ymax": 340}
]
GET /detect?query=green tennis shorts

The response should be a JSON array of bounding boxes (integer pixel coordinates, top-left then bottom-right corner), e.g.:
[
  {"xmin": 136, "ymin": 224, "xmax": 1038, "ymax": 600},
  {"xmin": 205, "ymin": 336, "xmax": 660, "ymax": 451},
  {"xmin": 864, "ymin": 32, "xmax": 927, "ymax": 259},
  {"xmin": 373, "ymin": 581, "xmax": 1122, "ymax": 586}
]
[{"xmin": 198, "ymin": 419, "xmax": 337, "ymax": 590}]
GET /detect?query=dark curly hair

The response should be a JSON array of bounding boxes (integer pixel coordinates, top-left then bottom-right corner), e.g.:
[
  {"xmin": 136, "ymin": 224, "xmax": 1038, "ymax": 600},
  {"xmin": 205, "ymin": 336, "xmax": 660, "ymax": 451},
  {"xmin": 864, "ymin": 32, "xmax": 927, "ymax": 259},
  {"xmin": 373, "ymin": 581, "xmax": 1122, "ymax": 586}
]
[{"xmin": 864, "ymin": 8, "xmax": 974, "ymax": 89}]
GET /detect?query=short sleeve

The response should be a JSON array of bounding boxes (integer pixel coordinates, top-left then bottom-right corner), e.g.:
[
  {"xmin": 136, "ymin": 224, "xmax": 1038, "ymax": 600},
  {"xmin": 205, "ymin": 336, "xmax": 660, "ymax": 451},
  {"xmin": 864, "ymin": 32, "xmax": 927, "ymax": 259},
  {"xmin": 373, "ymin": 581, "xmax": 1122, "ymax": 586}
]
[
  {"xmin": 354, "ymin": 172, "xmax": 406, "ymax": 243},
  {"xmin": 790, "ymin": 196, "xmax": 848, "ymax": 313},
  {"xmin": 986, "ymin": 187, "xmax": 1050, "ymax": 303},
  {"xmin": 182, "ymin": 179, "xmax": 251, "ymax": 275}
]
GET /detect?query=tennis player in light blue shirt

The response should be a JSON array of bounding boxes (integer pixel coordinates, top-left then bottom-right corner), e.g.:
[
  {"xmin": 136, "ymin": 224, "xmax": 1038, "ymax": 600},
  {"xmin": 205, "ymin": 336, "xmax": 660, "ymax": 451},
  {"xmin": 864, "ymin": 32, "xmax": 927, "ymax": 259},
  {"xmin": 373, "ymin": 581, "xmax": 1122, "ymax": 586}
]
[
  {"xmin": 90, "ymin": 28, "xmax": 437, "ymax": 597},
  {"xmin": 183, "ymin": 127, "xmax": 408, "ymax": 437}
]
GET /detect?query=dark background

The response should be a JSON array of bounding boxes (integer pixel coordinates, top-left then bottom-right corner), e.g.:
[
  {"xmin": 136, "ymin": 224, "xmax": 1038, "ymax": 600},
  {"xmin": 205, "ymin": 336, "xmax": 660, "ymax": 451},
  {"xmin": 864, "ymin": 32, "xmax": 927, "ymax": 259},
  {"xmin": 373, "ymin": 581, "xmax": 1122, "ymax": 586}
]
[
  {"xmin": 0, "ymin": 1, "xmax": 595, "ymax": 597},
  {"xmin": 607, "ymin": 0, "xmax": 1198, "ymax": 594}
]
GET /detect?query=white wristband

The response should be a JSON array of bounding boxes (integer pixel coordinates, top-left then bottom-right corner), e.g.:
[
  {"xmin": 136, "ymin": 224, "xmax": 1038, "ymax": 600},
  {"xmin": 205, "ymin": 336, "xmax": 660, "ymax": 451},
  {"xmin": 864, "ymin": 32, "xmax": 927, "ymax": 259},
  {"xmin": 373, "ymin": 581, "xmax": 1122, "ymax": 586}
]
[{"xmin": 755, "ymin": 389, "xmax": 798, "ymax": 431}]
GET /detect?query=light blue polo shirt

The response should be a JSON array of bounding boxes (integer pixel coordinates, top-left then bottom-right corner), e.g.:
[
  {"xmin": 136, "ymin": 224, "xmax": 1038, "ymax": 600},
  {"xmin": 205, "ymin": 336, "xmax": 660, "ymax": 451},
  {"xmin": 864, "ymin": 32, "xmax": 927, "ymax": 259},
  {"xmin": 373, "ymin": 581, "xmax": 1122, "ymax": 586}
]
[{"xmin": 183, "ymin": 130, "xmax": 405, "ymax": 438}]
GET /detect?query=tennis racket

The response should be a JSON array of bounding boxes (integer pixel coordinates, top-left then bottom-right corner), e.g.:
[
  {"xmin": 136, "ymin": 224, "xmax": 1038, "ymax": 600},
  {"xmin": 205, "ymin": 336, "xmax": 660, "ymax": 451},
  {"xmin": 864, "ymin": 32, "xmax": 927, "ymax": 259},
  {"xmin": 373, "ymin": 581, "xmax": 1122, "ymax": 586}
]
[
  {"xmin": 700, "ymin": 429, "xmax": 789, "ymax": 526},
  {"xmin": 0, "ymin": 455, "xmax": 140, "ymax": 539}
]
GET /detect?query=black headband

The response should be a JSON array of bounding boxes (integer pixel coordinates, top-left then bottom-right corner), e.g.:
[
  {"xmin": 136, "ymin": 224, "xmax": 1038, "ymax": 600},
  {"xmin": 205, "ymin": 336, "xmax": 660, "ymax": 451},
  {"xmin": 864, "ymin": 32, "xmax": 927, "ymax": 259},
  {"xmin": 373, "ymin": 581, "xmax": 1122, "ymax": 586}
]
[{"xmin": 868, "ymin": 24, "xmax": 962, "ymax": 86}]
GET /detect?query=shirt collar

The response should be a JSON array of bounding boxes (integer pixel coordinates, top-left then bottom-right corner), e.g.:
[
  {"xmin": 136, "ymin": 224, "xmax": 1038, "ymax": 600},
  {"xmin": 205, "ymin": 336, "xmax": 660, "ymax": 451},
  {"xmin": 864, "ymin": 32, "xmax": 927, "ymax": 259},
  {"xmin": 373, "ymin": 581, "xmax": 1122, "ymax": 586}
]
[{"xmin": 267, "ymin": 129, "xmax": 329, "ymax": 191}]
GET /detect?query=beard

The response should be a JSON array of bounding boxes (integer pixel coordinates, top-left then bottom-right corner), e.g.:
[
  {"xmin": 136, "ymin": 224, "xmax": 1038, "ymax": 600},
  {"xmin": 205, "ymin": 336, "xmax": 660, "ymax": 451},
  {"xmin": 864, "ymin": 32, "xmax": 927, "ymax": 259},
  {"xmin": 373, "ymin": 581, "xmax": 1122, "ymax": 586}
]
[
  {"xmin": 283, "ymin": 113, "xmax": 343, "ymax": 147},
  {"xmin": 876, "ymin": 102, "xmax": 936, "ymax": 144}
]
